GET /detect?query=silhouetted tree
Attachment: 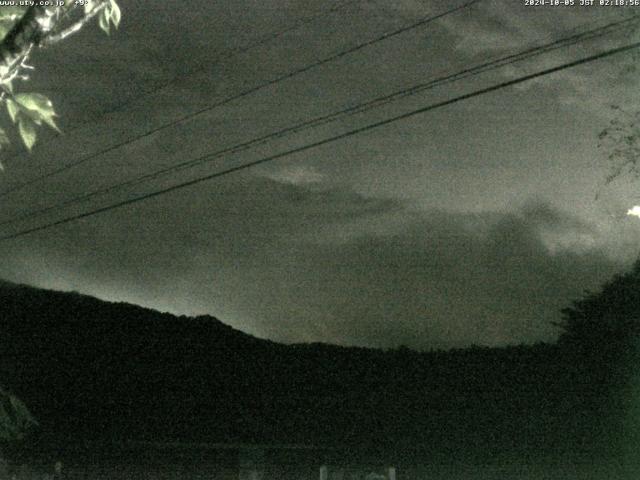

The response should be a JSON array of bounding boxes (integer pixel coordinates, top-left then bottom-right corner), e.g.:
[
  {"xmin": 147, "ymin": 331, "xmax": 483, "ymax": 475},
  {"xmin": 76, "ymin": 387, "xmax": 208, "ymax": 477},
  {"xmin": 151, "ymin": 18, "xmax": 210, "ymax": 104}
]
[
  {"xmin": 557, "ymin": 259, "xmax": 640, "ymax": 353},
  {"xmin": 554, "ymin": 260, "xmax": 640, "ymax": 462}
]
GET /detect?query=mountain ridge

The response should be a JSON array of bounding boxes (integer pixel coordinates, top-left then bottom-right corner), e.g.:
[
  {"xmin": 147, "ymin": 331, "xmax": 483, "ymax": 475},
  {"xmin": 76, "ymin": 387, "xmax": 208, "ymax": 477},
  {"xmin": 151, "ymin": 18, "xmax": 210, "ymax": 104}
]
[{"xmin": 0, "ymin": 279, "xmax": 615, "ymax": 461}]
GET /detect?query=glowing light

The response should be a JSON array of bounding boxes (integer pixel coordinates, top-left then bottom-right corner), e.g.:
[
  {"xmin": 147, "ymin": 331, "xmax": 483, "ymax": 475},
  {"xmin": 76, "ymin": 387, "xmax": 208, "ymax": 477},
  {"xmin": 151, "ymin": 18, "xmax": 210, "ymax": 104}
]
[{"xmin": 627, "ymin": 206, "xmax": 640, "ymax": 218}]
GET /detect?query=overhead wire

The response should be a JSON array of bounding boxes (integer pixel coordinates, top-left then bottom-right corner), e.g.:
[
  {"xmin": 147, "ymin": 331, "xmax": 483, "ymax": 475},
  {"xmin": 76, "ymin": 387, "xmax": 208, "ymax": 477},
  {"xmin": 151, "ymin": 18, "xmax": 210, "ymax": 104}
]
[
  {"xmin": 88, "ymin": 0, "xmax": 354, "ymax": 118},
  {"xmin": 2, "ymin": 12, "xmax": 638, "ymax": 229},
  {"xmin": 0, "ymin": 0, "xmax": 356, "ymax": 166},
  {"xmin": 1, "ymin": 37, "xmax": 639, "ymax": 242},
  {"xmin": 0, "ymin": 0, "xmax": 482, "ymax": 197}
]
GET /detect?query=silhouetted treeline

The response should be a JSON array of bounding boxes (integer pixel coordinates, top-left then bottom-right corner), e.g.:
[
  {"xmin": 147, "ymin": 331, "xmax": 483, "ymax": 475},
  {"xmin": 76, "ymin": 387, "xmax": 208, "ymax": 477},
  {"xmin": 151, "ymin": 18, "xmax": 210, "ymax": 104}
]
[{"xmin": 0, "ymin": 270, "xmax": 638, "ymax": 465}]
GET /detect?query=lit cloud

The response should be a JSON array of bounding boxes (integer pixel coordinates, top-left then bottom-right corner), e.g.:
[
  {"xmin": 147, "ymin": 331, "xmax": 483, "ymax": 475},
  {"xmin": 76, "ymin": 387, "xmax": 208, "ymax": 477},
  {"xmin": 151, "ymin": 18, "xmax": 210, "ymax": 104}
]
[
  {"xmin": 260, "ymin": 165, "xmax": 326, "ymax": 186},
  {"xmin": 627, "ymin": 205, "xmax": 640, "ymax": 218}
]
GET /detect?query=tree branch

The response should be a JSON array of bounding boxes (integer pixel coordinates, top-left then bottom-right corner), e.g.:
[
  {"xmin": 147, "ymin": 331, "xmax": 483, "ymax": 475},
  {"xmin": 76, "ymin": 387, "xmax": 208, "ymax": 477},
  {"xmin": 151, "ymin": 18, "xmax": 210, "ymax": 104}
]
[
  {"xmin": 0, "ymin": 6, "xmax": 56, "ymax": 84},
  {"xmin": 0, "ymin": 2, "xmax": 108, "ymax": 87},
  {"xmin": 0, "ymin": 6, "xmax": 54, "ymax": 59},
  {"xmin": 43, "ymin": 2, "xmax": 109, "ymax": 46}
]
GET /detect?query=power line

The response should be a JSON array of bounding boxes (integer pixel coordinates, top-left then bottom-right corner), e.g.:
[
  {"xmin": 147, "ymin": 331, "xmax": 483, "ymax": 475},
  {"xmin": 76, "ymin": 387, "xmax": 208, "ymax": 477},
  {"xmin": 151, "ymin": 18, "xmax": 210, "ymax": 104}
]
[
  {"xmin": 90, "ymin": 0, "xmax": 355, "ymax": 117},
  {"xmin": 3, "ymin": 13, "xmax": 638, "ymax": 228},
  {"xmin": 1, "ymin": 38, "xmax": 638, "ymax": 242},
  {"xmin": 0, "ymin": 0, "xmax": 356, "ymax": 168},
  {"xmin": 0, "ymin": 0, "xmax": 482, "ymax": 198},
  {"xmin": 68, "ymin": 1, "xmax": 360, "ymax": 124}
]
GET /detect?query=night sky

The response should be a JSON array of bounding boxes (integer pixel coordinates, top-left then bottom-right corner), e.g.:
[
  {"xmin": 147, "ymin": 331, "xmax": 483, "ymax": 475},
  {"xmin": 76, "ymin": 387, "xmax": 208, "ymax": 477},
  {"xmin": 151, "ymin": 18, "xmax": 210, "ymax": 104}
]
[{"xmin": 1, "ymin": 0, "xmax": 640, "ymax": 349}]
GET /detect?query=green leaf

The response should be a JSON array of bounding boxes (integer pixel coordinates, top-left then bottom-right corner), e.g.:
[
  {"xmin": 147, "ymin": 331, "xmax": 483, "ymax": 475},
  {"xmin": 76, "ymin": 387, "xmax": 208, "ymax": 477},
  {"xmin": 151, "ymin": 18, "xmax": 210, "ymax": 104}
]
[
  {"xmin": 109, "ymin": 0, "xmax": 121, "ymax": 28},
  {"xmin": 14, "ymin": 93, "xmax": 54, "ymax": 114},
  {"xmin": 18, "ymin": 118, "xmax": 37, "ymax": 151},
  {"xmin": 42, "ymin": 114, "xmax": 60, "ymax": 133},
  {"xmin": 99, "ymin": 8, "xmax": 110, "ymax": 35},
  {"xmin": 6, "ymin": 98, "xmax": 18, "ymax": 123},
  {"xmin": 14, "ymin": 93, "xmax": 59, "ymax": 131},
  {"xmin": 84, "ymin": 0, "xmax": 97, "ymax": 15}
]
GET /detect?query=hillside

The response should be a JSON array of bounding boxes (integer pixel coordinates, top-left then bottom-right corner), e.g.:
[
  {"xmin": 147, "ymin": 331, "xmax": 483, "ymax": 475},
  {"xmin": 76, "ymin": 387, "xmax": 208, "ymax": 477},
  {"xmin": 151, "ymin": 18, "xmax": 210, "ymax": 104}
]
[{"xmin": 0, "ymin": 280, "xmax": 623, "ymax": 462}]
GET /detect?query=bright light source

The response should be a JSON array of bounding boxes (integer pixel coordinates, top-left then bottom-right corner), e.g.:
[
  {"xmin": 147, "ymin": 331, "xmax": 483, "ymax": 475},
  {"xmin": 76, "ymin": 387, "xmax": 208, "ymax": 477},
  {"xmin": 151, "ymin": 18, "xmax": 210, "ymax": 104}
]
[{"xmin": 627, "ymin": 206, "xmax": 640, "ymax": 218}]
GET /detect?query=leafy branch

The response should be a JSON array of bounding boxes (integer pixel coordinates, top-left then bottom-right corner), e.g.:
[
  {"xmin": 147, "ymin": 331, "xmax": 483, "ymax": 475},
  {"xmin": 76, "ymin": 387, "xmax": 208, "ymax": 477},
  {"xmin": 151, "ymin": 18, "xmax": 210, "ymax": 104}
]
[{"xmin": 0, "ymin": 0, "xmax": 121, "ymax": 157}]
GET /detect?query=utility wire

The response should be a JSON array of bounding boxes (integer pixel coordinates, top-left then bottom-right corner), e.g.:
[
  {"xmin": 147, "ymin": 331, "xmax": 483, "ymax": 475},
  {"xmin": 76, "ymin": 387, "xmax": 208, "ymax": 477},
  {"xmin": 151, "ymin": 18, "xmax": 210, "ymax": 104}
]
[
  {"xmin": 1, "ymin": 38, "xmax": 638, "ymax": 242},
  {"xmin": 65, "ymin": 0, "xmax": 358, "ymax": 125},
  {"xmin": 0, "ymin": 0, "xmax": 356, "ymax": 167},
  {"xmin": 2, "ymin": 13, "xmax": 638, "ymax": 228},
  {"xmin": 0, "ymin": 0, "xmax": 482, "ymax": 198}
]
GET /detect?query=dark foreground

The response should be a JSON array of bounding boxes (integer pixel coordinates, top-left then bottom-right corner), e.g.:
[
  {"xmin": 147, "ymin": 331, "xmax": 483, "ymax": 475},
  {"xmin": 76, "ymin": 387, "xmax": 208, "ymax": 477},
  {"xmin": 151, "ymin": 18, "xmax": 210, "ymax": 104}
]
[{"xmin": 4, "ymin": 440, "xmax": 640, "ymax": 480}]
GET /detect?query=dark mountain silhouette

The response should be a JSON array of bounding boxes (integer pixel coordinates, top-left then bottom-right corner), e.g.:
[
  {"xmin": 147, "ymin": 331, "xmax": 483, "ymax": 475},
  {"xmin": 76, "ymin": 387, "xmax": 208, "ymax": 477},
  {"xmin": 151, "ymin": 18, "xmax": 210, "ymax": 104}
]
[{"xmin": 0, "ymin": 279, "xmax": 632, "ymax": 465}]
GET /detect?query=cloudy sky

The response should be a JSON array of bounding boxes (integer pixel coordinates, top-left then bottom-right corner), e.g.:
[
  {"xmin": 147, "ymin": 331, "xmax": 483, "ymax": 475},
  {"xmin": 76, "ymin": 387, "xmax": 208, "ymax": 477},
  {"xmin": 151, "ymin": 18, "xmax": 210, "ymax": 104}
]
[{"xmin": 1, "ymin": 0, "xmax": 640, "ymax": 349}]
